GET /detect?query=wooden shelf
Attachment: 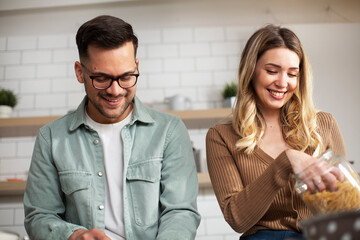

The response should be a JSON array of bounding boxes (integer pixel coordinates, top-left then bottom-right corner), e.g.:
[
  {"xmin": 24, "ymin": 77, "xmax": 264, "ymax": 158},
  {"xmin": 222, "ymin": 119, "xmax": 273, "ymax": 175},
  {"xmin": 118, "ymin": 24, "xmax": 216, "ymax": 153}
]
[
  {"xmin": 167, "ymin": 108, "xmax": 232, "ymax": 129},
  {"xmin": 198, "ymin": 172, "xmax": 212, "ymax": 188},
  {"xmin": 0, "ymin": 115, "xmax": 60, "ymax": 137},
  {"xmin": 0, "ymin": 181, "xmax": 27, "ymax": 196},
  {"xmin": 0, "ymin": 108, "xmax": 232, "ymax": 137},
  {"xmin": 0, "ymin": 173, "xmax": 212, "ymax": 196},
  {"xmin": 0, "ymin": 109, "xmax": 221, "ymax": 194}
]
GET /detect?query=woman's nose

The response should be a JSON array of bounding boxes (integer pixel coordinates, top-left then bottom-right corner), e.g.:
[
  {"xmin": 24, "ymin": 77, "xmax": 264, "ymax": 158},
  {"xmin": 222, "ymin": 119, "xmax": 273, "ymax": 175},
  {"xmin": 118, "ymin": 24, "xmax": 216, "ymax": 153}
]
[{"xmin": 275, "ymin": 72, "xmax": 288, "ymax": 88}]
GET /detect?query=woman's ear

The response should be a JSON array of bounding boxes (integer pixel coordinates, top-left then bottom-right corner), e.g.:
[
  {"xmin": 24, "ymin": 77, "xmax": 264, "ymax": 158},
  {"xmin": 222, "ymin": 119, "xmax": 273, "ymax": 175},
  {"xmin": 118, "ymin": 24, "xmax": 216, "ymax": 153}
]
[{"xmin": 74, "ymin": 61, "xmax": 84, "ymax": 83}]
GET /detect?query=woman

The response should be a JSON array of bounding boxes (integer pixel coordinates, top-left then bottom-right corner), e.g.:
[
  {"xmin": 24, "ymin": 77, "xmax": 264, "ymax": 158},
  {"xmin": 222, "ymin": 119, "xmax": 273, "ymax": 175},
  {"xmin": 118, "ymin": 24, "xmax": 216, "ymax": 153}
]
[{"xmin": 206, "ymin": 24, "xmax": 346, "ymax": 239}]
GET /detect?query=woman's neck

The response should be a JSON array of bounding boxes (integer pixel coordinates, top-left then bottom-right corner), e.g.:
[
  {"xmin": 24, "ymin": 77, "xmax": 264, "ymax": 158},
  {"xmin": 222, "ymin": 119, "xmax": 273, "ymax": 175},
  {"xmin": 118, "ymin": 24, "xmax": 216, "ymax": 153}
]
[
  {"xmin": 258, "ymin": 108, "xmax": 288, "ymax": 158},
  {"xmin": 259, "ymin": 107, "xmax": 281, "ymax": 128}
]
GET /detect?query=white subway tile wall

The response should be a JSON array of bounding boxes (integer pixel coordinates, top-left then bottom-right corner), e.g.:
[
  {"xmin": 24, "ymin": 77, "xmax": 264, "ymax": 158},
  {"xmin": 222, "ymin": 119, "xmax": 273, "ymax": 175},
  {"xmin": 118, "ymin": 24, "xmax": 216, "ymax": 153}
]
[
  {"xmin": 7, "ymin": 36, "xmax": 37, "ymax": 51},
  {"xmin": 0, "ymin": 67, "xmax": 4, "ymax": 80},
  {"xmin": 22, "ymin": 50, "xmax": 52, "ymax": 64},
  {"xmin": 0, "ymin": 51, "xmax": 21, "ymax": 65},
  {"xmin": 0, "ymin": 38, "xmax": 6, "ymax": 51},
  {"xmin": 0, "ymin": 196, "xmax": 28, "ymax": 237},
  {"xmin": 38, "ymin": 35, "xmax": 70, "ymax": 49},
  {"xmin": 0, "ymin": 25, "xmax": 252, "ymax": 239}
]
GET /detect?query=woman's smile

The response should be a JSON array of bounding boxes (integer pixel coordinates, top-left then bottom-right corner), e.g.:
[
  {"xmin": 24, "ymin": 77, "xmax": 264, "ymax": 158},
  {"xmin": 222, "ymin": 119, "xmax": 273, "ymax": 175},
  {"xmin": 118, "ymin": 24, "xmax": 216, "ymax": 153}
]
[{"xmin": 268, "ymin": 89, "xmax": 286, "ymax": 99}]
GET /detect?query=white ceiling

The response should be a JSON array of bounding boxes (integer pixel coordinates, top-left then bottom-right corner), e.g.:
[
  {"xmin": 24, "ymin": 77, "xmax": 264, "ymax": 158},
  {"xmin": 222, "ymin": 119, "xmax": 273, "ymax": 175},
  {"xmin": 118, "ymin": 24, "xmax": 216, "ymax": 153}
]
[
  {"xmin": 0, "ymin": 0, "xmax": 359, "ymax": 24},
  {"xmin": 0, "ymin": 0, "xmax": 359, "ymax": 36},
  {"xmin": 0, "ymin": 0, "xmax": 133, "ymax": 11}
]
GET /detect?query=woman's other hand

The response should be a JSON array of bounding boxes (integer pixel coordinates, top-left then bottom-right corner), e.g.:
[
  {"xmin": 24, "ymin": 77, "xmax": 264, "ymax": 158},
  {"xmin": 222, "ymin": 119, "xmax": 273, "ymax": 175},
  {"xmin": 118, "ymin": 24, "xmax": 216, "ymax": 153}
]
[{"xmin": 285, "ymin": 149, "xmax": 344, "ymax": 192}]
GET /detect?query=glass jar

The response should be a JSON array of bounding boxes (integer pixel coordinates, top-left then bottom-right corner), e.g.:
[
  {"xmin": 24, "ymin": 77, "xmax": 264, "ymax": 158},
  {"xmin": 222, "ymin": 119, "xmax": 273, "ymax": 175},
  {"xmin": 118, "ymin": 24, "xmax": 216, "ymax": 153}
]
[{"xmin": 294, "ymin": 149, "xmax": 360, "ymax": 215}]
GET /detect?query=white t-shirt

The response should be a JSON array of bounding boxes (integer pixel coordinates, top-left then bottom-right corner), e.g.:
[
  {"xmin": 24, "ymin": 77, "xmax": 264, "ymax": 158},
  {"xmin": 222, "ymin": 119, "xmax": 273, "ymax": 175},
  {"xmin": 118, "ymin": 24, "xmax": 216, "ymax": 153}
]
[{"xmin": 85, "ymin": 110, "xmax": 133, "ymax": 240}]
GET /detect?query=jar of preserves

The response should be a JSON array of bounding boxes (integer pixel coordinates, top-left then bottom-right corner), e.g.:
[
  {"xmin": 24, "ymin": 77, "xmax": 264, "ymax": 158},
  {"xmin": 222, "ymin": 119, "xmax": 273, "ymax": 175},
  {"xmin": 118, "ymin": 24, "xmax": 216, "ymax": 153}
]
[{"xmin": 294, "ymin": 149, "xmax": 360, "ymax": 215}]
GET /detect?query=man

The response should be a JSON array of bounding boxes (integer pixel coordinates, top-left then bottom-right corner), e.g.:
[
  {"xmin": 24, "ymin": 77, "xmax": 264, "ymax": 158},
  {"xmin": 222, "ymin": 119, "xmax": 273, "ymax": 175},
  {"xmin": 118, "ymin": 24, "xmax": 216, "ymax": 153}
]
[{"xmin": 24, "ymin": 15, "xmax": 200, "ymax": 240}]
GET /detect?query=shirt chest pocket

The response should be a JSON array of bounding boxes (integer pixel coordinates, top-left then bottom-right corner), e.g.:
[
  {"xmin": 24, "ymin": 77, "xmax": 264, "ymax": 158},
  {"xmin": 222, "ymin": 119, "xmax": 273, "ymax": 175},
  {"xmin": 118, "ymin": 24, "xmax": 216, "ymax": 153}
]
[
  {"xmin": 126, "ymin": 160, "xmax": 162, "ymax": 226},
  {"xmin": 59, "ymin": 171, "xmax": 92, "ymax": 224},
  {"xmin": 60, "ymin": 171, "xmax": 92, "ymax": 194}
]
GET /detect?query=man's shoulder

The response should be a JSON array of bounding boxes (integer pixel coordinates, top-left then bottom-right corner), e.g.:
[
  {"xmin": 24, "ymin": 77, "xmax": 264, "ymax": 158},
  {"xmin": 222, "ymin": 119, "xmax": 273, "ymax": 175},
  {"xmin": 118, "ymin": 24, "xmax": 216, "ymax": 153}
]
[
  {"xmin": 139, "ymin": 104, "xmax": 183, "ymax": 125},
  {"xmin": 39, "ymin": 111, "xmax": 76, "ymax": 133}
]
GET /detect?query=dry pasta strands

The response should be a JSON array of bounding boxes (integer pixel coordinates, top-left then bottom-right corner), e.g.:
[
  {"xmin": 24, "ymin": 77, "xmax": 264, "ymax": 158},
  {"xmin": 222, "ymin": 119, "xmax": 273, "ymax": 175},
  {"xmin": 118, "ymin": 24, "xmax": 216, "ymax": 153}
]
[
  {"xmin": 295, "ymin": 150, "xmax": 360, "ymax": 215},
  {"xmin": 303, "ymin": 180, "xmax": 360, "ymax": 214}
]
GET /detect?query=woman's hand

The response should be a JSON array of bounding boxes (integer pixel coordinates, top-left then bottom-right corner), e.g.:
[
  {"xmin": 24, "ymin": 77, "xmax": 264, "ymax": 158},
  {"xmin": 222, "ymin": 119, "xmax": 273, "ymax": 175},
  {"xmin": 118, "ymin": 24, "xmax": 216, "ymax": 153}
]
[{"xmin": 285, "ymin": 149, "xmax": 344, "ymax": 192}]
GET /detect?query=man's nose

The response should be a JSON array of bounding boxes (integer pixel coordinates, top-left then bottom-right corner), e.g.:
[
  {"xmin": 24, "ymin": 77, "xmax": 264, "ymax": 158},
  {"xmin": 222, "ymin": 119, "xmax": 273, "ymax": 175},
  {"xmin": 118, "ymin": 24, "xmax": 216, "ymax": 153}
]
[{"xmin": 106, "ymin": 79, "xmax": 126, "ymax": 95}]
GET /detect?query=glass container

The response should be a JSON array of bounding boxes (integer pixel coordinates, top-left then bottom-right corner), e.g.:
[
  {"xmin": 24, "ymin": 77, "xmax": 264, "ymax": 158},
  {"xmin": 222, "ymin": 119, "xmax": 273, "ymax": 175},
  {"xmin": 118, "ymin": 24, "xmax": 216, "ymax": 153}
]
[{"xmin": 294, "ymin": 149, "xmax": 360, "ymax": 215}]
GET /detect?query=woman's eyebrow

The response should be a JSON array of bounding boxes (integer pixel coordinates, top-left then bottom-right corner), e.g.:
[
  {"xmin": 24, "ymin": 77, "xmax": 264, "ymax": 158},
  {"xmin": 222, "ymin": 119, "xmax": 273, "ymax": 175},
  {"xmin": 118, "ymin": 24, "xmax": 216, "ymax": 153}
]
[{"xmin": 265, "ymin": 63, "xmax": 299, "ymax": 70}]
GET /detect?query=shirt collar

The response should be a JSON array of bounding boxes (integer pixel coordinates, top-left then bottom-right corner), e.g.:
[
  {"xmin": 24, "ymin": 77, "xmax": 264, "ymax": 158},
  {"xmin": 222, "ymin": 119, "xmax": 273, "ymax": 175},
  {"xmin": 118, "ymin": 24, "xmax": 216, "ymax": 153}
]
[
  {"xmin": 131, "ymin": 96, "xmax": 155, "ymax": 125},
  {"xmin": 69, "ymin": 95, "xmax": 155, "ymax": 131}
]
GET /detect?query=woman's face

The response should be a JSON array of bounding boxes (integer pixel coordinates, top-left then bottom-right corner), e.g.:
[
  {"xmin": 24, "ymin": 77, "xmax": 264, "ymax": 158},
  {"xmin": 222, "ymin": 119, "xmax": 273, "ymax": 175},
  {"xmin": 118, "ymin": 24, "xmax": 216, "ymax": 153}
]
[{"xmin": 252, "ymin": 47, "xmax": 300, "ymax": 113}]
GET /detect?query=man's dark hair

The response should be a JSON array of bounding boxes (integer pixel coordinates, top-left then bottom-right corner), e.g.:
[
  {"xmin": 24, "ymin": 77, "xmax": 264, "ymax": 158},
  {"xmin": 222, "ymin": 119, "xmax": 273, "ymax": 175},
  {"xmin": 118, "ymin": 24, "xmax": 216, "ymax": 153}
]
[{"xmin": 76, "ymin": 15, "xmax": 138, "ymax": 61}]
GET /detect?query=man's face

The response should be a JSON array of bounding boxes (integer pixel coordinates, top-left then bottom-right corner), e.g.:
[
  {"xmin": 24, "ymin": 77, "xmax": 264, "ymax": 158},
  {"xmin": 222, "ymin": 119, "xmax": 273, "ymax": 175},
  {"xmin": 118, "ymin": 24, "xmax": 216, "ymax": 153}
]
[{"xmin": 75, "ymin": 42, "xmax": 139, "ymax": 124}]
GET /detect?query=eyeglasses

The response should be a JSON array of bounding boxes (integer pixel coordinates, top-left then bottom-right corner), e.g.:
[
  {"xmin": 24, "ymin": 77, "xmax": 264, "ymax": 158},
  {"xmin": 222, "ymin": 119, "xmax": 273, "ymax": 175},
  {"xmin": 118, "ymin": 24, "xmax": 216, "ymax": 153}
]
[{"xmin": 81, "ymin": 63, "xmax": 139, "ymax": 90}]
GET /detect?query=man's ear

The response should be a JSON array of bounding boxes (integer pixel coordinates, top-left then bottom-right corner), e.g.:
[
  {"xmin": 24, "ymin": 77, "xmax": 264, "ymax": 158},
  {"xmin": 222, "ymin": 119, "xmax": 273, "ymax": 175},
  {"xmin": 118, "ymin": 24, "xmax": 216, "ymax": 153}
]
[
  {"xmin": 135, "ymin": 58, "xmax": 139, "ymax": 69},
  {"xmin": 74, "ymin": 61, "xmax": 84, "ymax": 83}
]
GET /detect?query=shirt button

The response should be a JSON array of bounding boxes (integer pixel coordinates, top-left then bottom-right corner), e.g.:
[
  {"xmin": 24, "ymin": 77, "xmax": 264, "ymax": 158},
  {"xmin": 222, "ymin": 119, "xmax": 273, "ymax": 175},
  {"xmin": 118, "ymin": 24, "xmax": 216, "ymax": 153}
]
[
  {"xmin": 98, "ymin": 171, "xmax": 103, "ymax": 177},
  {"xmin": 98, "ymin": 205, "xmax": 104, "ymax": 210},
  {"xmin": 93, "ymin": 139, "xmax": 99, "ymax": 145}
]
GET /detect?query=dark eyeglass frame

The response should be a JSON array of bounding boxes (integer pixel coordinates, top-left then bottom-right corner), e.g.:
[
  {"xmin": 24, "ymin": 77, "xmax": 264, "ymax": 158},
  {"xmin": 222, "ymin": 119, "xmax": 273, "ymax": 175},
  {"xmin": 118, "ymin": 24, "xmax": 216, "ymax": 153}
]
[{"xmin": 81, "ymin": 63, "xmax": 140, "ymax": 90}]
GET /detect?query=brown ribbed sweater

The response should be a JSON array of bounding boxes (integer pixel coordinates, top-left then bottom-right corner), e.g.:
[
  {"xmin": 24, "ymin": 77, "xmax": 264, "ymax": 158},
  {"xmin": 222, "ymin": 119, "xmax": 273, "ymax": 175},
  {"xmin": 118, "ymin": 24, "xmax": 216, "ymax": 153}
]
[{"xmin": 206, "ymin": 111, "xmax": 346, "ymax": 237}]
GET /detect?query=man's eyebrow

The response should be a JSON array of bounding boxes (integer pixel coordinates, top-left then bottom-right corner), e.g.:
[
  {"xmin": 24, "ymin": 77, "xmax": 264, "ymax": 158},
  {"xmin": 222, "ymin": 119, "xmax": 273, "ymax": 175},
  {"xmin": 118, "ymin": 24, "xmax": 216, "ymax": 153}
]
[
  {"xmin": 265, "ymin": 63, "xmax": 299, "ymax": 70},
  {"xmin": 91, "ymin": 68, "xmax": 137, "ymax": 77}
]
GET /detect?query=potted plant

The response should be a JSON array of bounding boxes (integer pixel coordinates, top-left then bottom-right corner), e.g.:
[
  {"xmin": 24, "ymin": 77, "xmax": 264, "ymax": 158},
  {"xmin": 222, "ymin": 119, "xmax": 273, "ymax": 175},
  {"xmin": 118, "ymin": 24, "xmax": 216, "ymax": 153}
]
[
  {"xmin": 0, "ymin": 88, "xmax": 18, "ymax": 118},
  {"xmin": 222, "ymin": 81, "xmax": 237, "ymax": 108}
]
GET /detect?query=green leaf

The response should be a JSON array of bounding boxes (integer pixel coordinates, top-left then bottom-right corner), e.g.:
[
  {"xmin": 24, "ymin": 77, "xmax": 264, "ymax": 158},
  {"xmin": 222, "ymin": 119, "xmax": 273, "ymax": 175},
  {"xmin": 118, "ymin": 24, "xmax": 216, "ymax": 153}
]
[
  {"xmin": 222, "ymin": 81, "xmax": 237, "ymax": 99},
  {"xmin": 0, "ymin": 88, "xmax": 18, "ymax": 107}
]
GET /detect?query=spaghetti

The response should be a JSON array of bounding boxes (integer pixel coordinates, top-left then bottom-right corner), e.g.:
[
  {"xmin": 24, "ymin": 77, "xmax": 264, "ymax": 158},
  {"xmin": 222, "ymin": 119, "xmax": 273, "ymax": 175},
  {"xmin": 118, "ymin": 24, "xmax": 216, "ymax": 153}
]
[{"xmin": 303, "ymin": 180, "xmax": 360, "ymax": 214}]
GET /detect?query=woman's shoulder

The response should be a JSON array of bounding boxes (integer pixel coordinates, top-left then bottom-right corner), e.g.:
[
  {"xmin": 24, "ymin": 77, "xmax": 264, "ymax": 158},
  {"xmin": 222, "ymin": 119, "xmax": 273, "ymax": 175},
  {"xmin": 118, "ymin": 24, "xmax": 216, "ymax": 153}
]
[
  {"xmin": 316, "ymin": 110, "xmax": 334, "ymax": 118},
  {"xmin": 207, "ymin": 122, "xmax": 239, "ymax": 142},
  {"xmin": 208, "ymin": 122, "xmax": 234, "ymax": 135},
  {"xmin": 316, "ymin": 111, "xmax": 337, "ymax": 128},
  {"xmin": 206, "ymin": 122, "xmax": 241, "ymax": 154}
]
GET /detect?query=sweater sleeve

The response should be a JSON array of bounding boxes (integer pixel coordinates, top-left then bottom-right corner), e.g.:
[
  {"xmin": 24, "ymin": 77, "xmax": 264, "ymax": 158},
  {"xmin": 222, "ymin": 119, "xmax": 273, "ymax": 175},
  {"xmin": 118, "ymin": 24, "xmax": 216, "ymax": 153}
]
[
  {"xmin": 206, "ymin": 126, "xmax": 293, "ymax": 233},
  {"xmin": 317, "ymin": 112, "xmax": 346, "ymax": 157}
]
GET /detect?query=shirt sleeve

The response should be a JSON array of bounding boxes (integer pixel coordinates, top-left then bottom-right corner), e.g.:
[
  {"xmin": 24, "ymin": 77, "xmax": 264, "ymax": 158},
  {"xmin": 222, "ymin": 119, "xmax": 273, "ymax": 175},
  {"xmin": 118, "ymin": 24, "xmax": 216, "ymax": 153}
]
[
  {"xmin": 24, "ymin": 128, "xmax": 86, "ymax": 240},
  {"xmin": 156, "ymin": 117, "xmax": 201, "ymax": 240},
  {"xmin": 206, "ymin": 126, "xmax": 293, "ymax": 233}
]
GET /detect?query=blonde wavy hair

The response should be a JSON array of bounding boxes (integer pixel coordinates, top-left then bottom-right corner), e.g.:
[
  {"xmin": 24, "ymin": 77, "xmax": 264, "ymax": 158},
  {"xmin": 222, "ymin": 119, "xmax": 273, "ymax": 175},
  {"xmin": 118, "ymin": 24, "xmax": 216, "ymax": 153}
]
[{"xmin": 233, "ymin": 24, "xmax": 323, "ymax": 156}]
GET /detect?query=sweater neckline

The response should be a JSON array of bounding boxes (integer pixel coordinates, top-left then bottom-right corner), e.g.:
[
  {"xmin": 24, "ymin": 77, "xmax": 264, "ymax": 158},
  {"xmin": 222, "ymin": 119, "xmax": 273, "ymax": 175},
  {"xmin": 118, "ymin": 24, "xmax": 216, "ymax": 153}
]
[{"xmin": 254, "ymin": 147, "xmax": 275, "ymax": 165}]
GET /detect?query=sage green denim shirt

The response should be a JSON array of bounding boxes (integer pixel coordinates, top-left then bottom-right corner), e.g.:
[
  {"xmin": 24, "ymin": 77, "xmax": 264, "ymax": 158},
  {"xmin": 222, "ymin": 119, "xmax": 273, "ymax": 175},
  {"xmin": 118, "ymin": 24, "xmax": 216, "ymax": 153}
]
[{"xmin": 24, "ymin": 96, "xmax": 200, "ymax": 240}]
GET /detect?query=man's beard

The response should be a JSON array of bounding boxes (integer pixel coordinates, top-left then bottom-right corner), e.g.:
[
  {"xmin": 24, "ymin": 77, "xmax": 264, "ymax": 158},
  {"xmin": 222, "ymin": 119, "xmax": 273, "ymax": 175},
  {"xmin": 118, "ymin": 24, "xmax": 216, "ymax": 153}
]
[{"xmin": 92, "ymin": 93, "xmax": 132, "ymax": 119}]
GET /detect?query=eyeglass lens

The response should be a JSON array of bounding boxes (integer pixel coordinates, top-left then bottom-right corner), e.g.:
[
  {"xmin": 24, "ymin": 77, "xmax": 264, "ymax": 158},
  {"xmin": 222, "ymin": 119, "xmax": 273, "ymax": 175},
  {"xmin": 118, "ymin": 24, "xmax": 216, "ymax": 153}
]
[{"xmin": 92, "ymin": 75, "xmax": 137, "ymax": 89}]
